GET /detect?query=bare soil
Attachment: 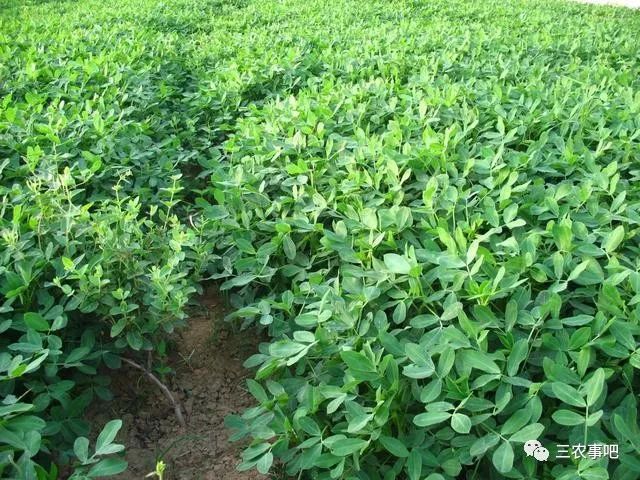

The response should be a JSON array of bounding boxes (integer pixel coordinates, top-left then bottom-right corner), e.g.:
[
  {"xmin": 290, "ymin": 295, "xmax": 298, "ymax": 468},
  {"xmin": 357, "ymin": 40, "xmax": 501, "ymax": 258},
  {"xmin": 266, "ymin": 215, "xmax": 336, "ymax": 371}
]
[{"xmin": 88, "ymin": 288, "xmax": 268, "ymax": 480}]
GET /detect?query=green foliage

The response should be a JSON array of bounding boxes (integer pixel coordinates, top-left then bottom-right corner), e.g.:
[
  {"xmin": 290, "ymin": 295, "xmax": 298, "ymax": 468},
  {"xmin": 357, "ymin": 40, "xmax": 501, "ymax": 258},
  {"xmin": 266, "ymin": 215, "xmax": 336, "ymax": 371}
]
[
  {"xmin": 69, "ymin": 420, "xmax": 128, "ymax": 479},
  {"xmin": 196, "ymin": 1, "xmax": 639, "ymax": 479},
  {"xmin": 0, "ymin": 0, "xmax": 215, "ymax": 475},
  {"xmin": 0, "ymin": 162, "xmax": 206, "ymax": 476},
  {"xmin": 2, "ymin": 0, "xmax": 640, "ymax": 479},
  {"xmin": 145, "ymin": 460, "xmax": 166, "ymax": 480}
]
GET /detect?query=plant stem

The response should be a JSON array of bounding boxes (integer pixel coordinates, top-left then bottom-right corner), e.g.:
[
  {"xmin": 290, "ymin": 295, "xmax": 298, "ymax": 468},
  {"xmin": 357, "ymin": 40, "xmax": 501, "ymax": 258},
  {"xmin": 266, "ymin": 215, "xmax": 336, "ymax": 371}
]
[
  {"xmin": 121, "ymin": 357, "xmax": 186, "ymax": 428},
  {"xmin": 584, "ymin": 403, "xmax": 589, "ymax": 446}
]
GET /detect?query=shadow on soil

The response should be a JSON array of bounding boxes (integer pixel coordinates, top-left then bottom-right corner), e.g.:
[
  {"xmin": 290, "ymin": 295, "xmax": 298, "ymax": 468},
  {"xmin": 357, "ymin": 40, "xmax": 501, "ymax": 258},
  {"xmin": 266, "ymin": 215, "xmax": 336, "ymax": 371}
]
[{"xmin": 87, "ymin": 287, "xmax": 268, "ymax": 480}]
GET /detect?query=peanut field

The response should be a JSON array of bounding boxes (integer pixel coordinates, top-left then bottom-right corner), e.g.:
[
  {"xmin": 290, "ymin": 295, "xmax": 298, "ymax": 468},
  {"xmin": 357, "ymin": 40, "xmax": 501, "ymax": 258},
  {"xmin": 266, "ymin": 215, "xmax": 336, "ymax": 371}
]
[{"xmin": 1, "ymin": 0, "xmax": 640, "ymax": 479}]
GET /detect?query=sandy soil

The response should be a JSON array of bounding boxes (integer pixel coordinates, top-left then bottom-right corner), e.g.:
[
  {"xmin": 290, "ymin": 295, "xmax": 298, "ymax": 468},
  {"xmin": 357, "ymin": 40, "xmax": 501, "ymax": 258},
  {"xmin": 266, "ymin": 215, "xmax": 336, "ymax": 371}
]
[{"xmin": 87, "ymin": 288, "xmax": 268, "ymax": 480}]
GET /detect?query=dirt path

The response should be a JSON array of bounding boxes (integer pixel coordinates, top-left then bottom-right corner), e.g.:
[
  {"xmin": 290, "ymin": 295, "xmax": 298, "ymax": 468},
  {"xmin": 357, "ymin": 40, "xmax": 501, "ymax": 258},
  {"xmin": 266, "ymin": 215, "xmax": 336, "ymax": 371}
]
[{"xmin": 89, "ymin": 289, "xmax": 268, "ymax": 480}]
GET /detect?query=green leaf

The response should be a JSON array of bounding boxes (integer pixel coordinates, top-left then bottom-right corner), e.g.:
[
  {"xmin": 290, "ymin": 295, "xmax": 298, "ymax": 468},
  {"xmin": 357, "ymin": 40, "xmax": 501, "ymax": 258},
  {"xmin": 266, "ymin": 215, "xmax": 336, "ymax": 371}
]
[
  {"xmin": 74, "ymin": 437, "xmax": 89, "ymax": 463},
  {"xmin": 630, "ymin": 352, "xmax": 640, "ymax": 370},
  {"xmin": 379, "ymin": 435, "xmax": 410, "ymax": 458},
  {"xmin": 441, "ymin": 301, "xmax": 462, "ymax": 321},
  {"xmin": 407, "ymin": 449, "xmax": 422, "ymax": 480},
  {"xmin": 500, "ymin": 409, "xmax": 531, "ymax": 436},
  {"xmin": 221, "ymin": 273, "xmax": 257, "ymax": 289},
  {"xmin": 580, "ymin": 467, "xmax": 609, "ymax": 480},
  {"xmin": 586, "ymin": 410, "xmax": 603, "ymax": 426},
  {"xmin": 492, "ymin": 441, "xmax": 514, "ymax": 473},
  {"xmin": 88, "ymin": 458, "xmax": 127, "ymax": 477},
  {"xmin": 461, "ymin": 350, "xmax": 501, "ymax": 374},
  {"xmin": 506, "ymin": 339, "xmax": 528, "ymax": 376},
  {"xmin": 613, "ymin": 414, "xmax": 637, "ymax": 444},
  {"xmin": 346, "ymin": 412, "xmax": 371, "ymax": 433},
  {"xmin": 256, "ymin": 451, "xmax": 273, "ymax": 474},
  {"xmin": 505, "ymin": 300, "xmax": 518, "ymax": 331},
  {"xmin": 509, "ymin": 423, "xmax": 544, "ymax": 443},
  {"xmin": 326, "ymin": 394, "xmax": 347, "ymax": 415},
  {"xmin": 551, "ymin": 383, "xmax": 586, "ymax": 408},
  {"xmin": 242, "ymin": 442, "xmax": 271, "ymax": 461},
  {"xmin": 402, "ymin": 364, "xmax": 435, "ymax": 379},
  {"xmin": 466, "ymin": 240, "xmax": 479, "ymax": 264},
  {"xmin": 569, "ymin": 327, "xmax": 591, "ymax": 350},
  {"xmin": 24, "ymin": 430, "xmax": 41, "ymax": 457},
  {"xmin": 620, "ymin": 451, "xmax": 640, "ymax": 472},
  {"xmin": 410, "ymin": 314, "xmax": 439, "ymax": 328},
  {"xmin": 66, "ymin": 347, "xmax": 90, "ymax": 364},
  {"xmin": 405, "ymin": 343, "xmax": 432, "ymax": 367},
  {"xmin": 583, "ymin": 368, "xmax": 605, "ymax": 406},
  {"xmin": 470, "ymin": 433, "xmax": 500, "ymax": 457},
  {"xmin": 126, "ymin": 331, "xmax": 142, "ymax": 350},
  {"xmin": 384, "ymin": 253, "xmax": 412, "ymax": 274},
  {"xmin": 62, "ymin": 257, "xmax": 75, "ymax": 270},
  {"xmin": 572, "ymin": 258, "xmax": 604, "ymax": 286},
  {"xmin": 0, "ymin": 402, "xmax": 33, "ymax": 417},
  {"xmin": 330, "ymin": 438, "xmax": 368, "ymax": 456},
  {"xmin": 568, "ymin": 260, "xmax": 590, "ymax": 282},
  {"xmin": 297, "ymin": 417, "xmax": 321, "ymax": 436},
  {"xmin": 437, "ymin": 348, "xmax": 455, "ymax": 377},
  {"xmin": 246, "ymin": 379, "xmax": 268, "ymax": 403},
  {"xmin": 341, "ymin": 350, "xmax": 376, "ymax": 372},
  {"xmin": 0, "ymin": 426, "xmax": 27, "ymax": 450},
  {"xmin": 282, "ymin": 235, "xmax": 296, "ymax": 260},
  {"xmin": 23, "ymin": 313, "xmax": 49, "ymax": 332},
  {"xmin": 553, "ymin": 222, "xmax": 572, "ymax": 251},
  {"xmin": 451, "ymin": 413, "xmax": 472, "ymax": 434},
  {"xmin": 420, "ymin": 379, "xmax": 442, "ymax": 403},
  {"xmin": 95, "ymin": 420, "xmax": 122, "ymax": 455},
  {"xmin": 603, "ymin": 225, "xmax": 625, "ymax": 253},
  {"xmin": 413, "ymin": 411, "xmax": 451, "ymax": 427},
  {"xmin": 5, "ymin": 415, "xmax": 45, "ymax": 432},
  {"xmin": 562, "ymin": 314, "xmax": 594, "ymax": 326},
  {"xmin": 269, "ymin": 340, "xmax": 306, "ymax": 358},
  {"xmin": 110, "ymin": 318, "xmax": 127, "ymax": 338},
  {"xmin": 0, "ymin": 319, "xmax": 11, "ymax": 334},
  {"xmin": 552, "ymin": 409, "xmax": 585, "ymax": 426}
]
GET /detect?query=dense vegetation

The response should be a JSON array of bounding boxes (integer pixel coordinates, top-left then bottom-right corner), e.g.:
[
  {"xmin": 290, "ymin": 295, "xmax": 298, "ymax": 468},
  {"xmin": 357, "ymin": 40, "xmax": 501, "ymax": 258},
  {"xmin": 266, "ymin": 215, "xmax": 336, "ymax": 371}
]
[{"xmin": 1, "ymin": 0, "xmax": 640, "ymax": 479}]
